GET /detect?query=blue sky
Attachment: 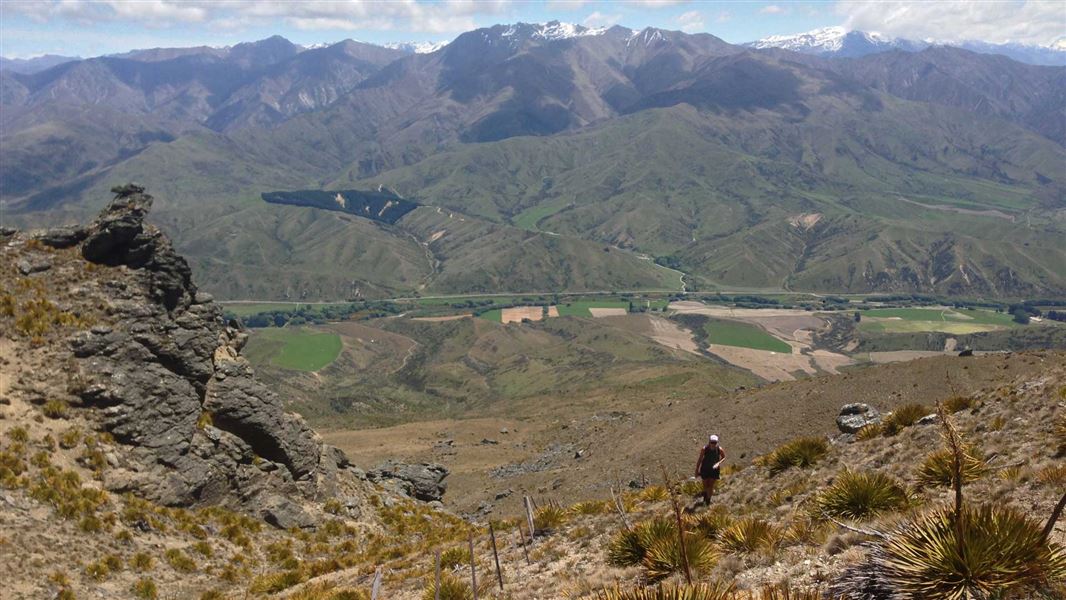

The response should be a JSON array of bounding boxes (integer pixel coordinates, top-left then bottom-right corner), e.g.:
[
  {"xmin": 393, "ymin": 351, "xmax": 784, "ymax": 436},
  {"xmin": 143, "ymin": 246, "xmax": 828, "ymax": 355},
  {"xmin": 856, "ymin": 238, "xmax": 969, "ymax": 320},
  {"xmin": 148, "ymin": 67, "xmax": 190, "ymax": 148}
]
[{"xmin": 2, "ymin": 1, "xmax": 1063, "ymax": 58}]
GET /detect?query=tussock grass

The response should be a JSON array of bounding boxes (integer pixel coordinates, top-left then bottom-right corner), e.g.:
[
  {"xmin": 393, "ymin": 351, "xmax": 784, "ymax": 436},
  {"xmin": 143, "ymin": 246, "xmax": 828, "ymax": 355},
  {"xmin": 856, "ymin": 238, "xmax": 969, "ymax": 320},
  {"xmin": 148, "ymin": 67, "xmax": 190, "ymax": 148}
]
[
  {"xmin": 132, "ymin": 578, "xmax": 158, "ymax": 600},
  {"xmin": 814, "ymin": 469, "xmax": 911, "ymax": 520},
  {"xmin": 756, "ymin": 437, "xmax": 828, "ymax": 475},
  {"xmin": 942, "ymin": 395, "xmax": 976, "ymax": 413},
  {"xmin": 163, "ymin": 548, "xmax": 196, "ymax": 572}
]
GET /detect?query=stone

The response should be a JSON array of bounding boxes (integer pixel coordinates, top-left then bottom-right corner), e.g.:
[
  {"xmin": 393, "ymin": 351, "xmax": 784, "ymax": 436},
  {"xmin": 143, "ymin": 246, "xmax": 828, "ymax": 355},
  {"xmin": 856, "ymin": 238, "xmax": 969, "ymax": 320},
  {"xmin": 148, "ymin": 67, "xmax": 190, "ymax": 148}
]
[
  {"xmin": 480, "ymin": 438, "xmax": 499, "ymax": 445},
  {"xmin": 35, "ymin": 226, "xmax": 87, "ymax": 248},
  {"xmin": 368, "ymin": 461, "xmax": 449, "ymax": 502},
  {"xmin": 916, "ymin": 414, "xmax": 940, "ymax": 426},
  {"xmin": 17, "ymin": 256, "xmax": 52, "ymax": 275},
  {"xmin": 261, "ymin": 495, "xmax": 316, "ymax": 530},
  {"xmin": 836, "ymin": 403, "xmax": 881, "ymax": 434}
]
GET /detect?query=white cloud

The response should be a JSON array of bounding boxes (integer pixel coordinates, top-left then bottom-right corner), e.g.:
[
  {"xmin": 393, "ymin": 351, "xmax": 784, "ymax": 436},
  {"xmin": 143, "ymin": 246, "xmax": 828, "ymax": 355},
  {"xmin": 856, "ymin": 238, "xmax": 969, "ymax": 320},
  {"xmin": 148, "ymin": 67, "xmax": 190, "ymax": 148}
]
[
  {"xmin": 715, "ymin": 10, "xmax": 733, "ymax": 23},
  {"xmin": 836, "ymin": 0, "xmax": 1064, "ymax": 45},
  {"xmin": 677, "ymin": 10, "xmax": 704, "ymax": 33},
  {"xmin": 759, "ymin": 5, "xmax": 787, "ymax": 14},
  {"xmin": 584, "ymin": 11, "xmax": 621, "ymax": 28},
  {"xmin": 4, "ymin": 0, "xmax": 507, "ymax": 33},
  {"xmin": 631, "ymin": 0, "xmax": 689, "ymax": 7},
  {"xmin": 546, "ymin": 0, "xmax": 589, "ymax": 10}
]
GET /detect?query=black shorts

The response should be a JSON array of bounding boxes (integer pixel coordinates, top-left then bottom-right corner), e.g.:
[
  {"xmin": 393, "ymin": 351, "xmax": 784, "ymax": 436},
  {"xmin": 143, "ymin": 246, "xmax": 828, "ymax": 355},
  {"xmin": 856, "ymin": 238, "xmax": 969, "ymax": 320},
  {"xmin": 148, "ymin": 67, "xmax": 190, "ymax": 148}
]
[{"xmin": 701, "ymin": 468, "xmax": 721, "ymax": 481}]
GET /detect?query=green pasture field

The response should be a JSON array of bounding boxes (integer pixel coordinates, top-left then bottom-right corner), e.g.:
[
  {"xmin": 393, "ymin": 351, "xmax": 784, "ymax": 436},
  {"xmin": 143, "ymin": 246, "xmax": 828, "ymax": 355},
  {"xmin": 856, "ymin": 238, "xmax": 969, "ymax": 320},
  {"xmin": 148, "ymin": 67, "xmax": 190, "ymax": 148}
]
[
  {"xmin": 556, "ymin": 300, "xmax": 630, "ymax": 317},
  {"xmin": 246, "ymin": 327, "xmax": 342, "ymax": 371},
  {"xmin": 478, "ymin": 308, "xmax": 504, "ymax": 322},
  {"xmin": 704, "ymin": 320, "xmax": 792, "ymax": 353},
  {"xmin": 859, "ymin": 307, "xmax": 1016, "ymax": 334}
]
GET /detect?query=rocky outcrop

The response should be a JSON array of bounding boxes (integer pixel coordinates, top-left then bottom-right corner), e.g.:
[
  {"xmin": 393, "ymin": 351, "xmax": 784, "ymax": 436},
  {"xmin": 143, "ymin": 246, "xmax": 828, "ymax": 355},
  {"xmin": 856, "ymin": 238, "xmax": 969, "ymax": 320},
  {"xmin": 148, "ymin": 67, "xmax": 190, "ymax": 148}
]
[
  {"xmin": 368, "ymin": 461, "xmax": 449, "ymax": 502},
  {"xmin": 51, "ymin": 185, "xmax": 349, "ymax": 519},
  {"xmin": 836, "ymin": 403, "xmax": 881, "ymax": 434}
]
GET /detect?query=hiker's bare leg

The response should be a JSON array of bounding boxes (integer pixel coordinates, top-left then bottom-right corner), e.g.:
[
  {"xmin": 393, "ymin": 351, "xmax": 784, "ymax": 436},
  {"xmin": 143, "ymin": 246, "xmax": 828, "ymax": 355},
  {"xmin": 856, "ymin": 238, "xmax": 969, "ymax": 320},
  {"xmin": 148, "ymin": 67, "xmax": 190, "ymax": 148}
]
[{"xmin": 702, "ymin": 478, "xmax": 716, "ymax": 503}]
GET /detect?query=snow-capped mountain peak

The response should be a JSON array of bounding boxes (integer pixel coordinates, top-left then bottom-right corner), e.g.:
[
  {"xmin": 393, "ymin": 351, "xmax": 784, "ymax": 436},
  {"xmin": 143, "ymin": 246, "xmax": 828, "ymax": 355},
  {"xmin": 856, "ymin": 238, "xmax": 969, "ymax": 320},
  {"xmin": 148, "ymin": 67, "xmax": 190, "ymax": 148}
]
[
  {"xmin": 748, "ymin": 26, "xmax": 1066, "ymax": 65},
  {"xmin": 499, "ymin": 21, "xmax": 607, "ymax": 42},
  {"xmin": 382, "ymin": 41, "xmax": 449, "ymax": 54},
  {"xmin": 749, "ymin": 27, "xmax": 894, "ymax": 53}
]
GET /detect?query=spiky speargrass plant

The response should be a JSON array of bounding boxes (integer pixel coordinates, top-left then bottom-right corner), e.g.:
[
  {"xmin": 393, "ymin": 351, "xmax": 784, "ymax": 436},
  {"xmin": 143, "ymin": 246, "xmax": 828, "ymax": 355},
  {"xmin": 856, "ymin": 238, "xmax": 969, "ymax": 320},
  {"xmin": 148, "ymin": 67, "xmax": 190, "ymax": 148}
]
[
  {"xmin": 607, "ymin": 528, "xmax": 647, "ymax": 567},
  {"xmin": 639, "ymin": 485, "xmax": 671, "ymax": 503},
  {"xmin": 915, "ymin": 446, "xmax": 988, "ymax": 488},
  {"xmin": 642, "ymin": 535, "xmax": 718, "ymax": 582},
  {"xmin": 534, "ymin": 504, "xmax": 569, "ymax": 531},
  {"xmin": 607, "ymin": 516, "xmax": 677, "ymax": 567},
  {"xmin": 719, "ymin": 517, "xmax": 779, "ymax": 555},
  {"xmin": 756, "ymin": 437, "xmax": 829, "ymax": 475},
  {"xmin": 878, "ymin": 504, "xmax": 1066, "ymax": 598},
  {"xmin": 422, "ymin": 572, "xmax": 476, "ymax": 600},
  {"xmin": 881, "ymin": 403, "xmax": 932, "ymax": 436},
  {"xmin": 685, "ymin": 508, "xmax": 733, "ymax": 540},
  {"xmin": 854, "ymin": 423, "xmax": 883, "ymax": 441},
  {"xmin": 595, "ymin": 581, "xmax": 736, "ymax": 600},
  {"xmin": 571, "ymin": 500, "xmax": 611, "ymax": 515},
  {"xmin": 814, "ymin": 469, "xmax": 911, "ymax": 521}
]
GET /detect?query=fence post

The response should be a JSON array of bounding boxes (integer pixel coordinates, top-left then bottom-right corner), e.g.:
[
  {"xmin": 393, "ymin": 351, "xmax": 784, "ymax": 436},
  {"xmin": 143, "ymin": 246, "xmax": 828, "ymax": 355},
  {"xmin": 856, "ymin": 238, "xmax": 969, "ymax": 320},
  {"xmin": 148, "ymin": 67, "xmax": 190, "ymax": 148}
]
[
  {"xmin": 524, "ymin": 496, "xmax": 536, "ymax": 540},
  {"xmin": 469, "ymin": 532, "xmax": 478, "ymax": 600},
  {"xmin": 489, "ymin": 522, "xmax": 504, "ymax": 590},
  {"xmin": 434, "ymin": 549, "xmax": 441, "ymax": 600},
  {"xmin": 370, "ymin": 566, "xmax": 382, "ymax": 600},
  {"xmin": 516, "ymin": 524, "xmax": 530, "ymax": 565}
]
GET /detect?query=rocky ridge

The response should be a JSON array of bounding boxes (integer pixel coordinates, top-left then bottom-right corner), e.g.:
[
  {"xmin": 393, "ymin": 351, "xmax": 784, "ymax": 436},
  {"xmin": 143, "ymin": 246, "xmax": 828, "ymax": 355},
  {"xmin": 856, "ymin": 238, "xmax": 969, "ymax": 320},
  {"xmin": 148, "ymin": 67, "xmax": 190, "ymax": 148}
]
[{"xmin": 2, "ymin": 184, "xmax": 445, "ymax": 525}]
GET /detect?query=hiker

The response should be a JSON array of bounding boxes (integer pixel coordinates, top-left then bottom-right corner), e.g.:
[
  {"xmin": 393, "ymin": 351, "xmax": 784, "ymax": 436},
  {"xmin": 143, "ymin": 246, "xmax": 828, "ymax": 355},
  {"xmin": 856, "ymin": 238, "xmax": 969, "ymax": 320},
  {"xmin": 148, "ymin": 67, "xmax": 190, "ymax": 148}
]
[{"xmin": 694, "ymin": 434, "xmax": 726, "ymax": 504}]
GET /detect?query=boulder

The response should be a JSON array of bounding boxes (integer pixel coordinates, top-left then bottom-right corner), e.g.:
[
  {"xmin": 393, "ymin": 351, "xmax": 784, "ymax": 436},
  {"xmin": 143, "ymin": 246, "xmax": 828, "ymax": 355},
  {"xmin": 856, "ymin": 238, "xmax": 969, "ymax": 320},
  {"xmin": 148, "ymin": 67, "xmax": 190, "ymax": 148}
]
[
  {"xmin": 368, "ymin": 461, "xmax": 449, "ymax": 502},
  {"xmin": 836, "ymin": 403, "xmax": 881, "ymax": 434}
]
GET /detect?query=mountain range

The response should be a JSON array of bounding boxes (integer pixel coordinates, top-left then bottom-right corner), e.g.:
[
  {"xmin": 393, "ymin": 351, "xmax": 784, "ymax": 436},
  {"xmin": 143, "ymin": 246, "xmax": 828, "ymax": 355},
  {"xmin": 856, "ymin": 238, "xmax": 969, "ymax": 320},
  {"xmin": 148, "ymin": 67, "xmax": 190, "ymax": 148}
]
[
  {"xmin": 3, "ymin": 22, "xmax": 1064, "ymax": 299},
  {"xmin": 748, "ymin": 26, "xmax": 1066, "ymax": 66}
]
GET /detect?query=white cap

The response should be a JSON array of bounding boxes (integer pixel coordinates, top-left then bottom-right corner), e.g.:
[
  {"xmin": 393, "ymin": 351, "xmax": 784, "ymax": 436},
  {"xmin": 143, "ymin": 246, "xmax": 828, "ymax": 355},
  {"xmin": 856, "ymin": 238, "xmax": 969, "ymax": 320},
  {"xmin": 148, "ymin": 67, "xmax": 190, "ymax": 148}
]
[{"xmin": 709, "ymin": 435, "xmax": 719, "ymax": 442}]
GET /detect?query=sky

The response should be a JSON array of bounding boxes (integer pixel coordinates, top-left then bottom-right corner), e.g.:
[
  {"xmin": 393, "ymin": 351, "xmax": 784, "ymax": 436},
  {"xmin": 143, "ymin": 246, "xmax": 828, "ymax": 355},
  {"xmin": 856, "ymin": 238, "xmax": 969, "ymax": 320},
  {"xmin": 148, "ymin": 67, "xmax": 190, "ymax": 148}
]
[{"xmin": 1, "ymin": 1, "xmax": 1064, "ymax": 59}]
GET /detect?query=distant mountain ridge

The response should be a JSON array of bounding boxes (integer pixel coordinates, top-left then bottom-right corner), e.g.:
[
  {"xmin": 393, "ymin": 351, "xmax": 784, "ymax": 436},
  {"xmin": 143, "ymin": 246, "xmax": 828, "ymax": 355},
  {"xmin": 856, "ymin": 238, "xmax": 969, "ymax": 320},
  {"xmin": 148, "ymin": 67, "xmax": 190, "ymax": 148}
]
[
  {"xmin": 748, "ymin": 26, "xmax": 1066, "ymax": 66},
  {"xmin": 3, "ymin": 24, "xmax": 1064, "ymax": 299}
]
